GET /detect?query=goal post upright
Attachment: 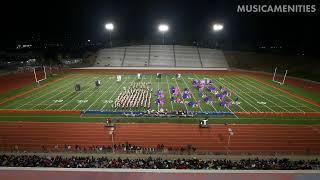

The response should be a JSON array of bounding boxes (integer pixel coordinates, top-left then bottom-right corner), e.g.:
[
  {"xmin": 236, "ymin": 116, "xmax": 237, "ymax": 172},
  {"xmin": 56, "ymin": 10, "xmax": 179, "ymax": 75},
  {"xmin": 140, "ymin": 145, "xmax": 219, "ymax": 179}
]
[
  {"xmin": 43, "ymin": 66, "xmax": 47, "ymax": 79},
  {"xmin": 33, "ymin": 68, "xmax": 38, "ymax": 83},
  {"xmin": 272, "ymin": 67, "xmax": 277, "ymax": 82},
  {"xmin": 272, "ymin": 67, "xmax": 288, "ymax": 85},
  {"xmin": 33, "ymin": 66, "xmax": 48, "ymax": 84},
  {"xmin": 281, "ymin": 70, "xmax": 288, "ymax": 85}
]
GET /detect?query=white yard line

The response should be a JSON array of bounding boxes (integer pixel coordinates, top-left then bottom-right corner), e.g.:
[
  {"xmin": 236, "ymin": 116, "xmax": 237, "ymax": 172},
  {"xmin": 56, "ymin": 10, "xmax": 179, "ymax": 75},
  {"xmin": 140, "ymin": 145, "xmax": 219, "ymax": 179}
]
[
  {"xmin": 207, "ymin": 75, "xmax": 255, "ymax": 112},
  {"xmin": 72, "ymin": 75, "xmax": 110, "ymax": 110},
  {"xmin": 56, "ymin": 76, "xmax": 98, "ymax": 110},
  {"xmin": 223, "ymin": 77, "xmax": 276, "ymax": 112},
  {"xmin": 44, "ymin": 76, "xmax": 105, "ymax": 110},
  {"xmin": 173, "ymin": 76, "xmax": 189, "ymax": 112},
  {"xmin": 99, "ymin": 76, "xmax": 130, "ymax": 111},
  {"xmin": 2, "ymin": 75, "xmax": 77, "ymax": 109},
  {"xmin": 83, "ymin": 76, "xmax": 119, "ymax": 112},
  {"xmin": 192, "ymin": 74, "xmax": 218, "ymax": 112},
  {"xmin": 226, "ymin": 106, "xmax": 239, "ymax": 119},
  {"xmin": 181, "ymin": 75, "xmax": 204, "ymax": 112},
  {"xmin": 157, "ymin": 76, "xmax": 160, "ymax": 111},
  {"xmin": 228, "ymin": 76, "xmax": 289, "ymax": 112},
  {"xmin": 16, "ymin": 75, "xmax": 84, "ymax": 109},
  {"xmin": 237, "ymin": 75, "xmax": 311, "ymax": 112},
  {"xmin": 165, "ymin": 75, "xmax": 174, "ymax": 111}
]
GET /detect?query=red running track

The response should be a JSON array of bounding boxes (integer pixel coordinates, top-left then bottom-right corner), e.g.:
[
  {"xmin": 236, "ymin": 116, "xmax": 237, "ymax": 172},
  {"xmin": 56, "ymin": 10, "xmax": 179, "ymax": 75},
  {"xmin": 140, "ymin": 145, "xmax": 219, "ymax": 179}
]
[{"xmin": 0, "ymin": 122, "xmax": 320, "ymax": 154}]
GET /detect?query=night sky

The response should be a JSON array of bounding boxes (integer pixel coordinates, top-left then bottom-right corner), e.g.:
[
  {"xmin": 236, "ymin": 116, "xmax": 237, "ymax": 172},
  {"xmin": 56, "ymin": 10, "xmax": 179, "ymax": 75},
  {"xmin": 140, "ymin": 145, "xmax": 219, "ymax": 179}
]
[{"xmin": 0, "ymin": 0, "xmax": 319, "ymax": 53}]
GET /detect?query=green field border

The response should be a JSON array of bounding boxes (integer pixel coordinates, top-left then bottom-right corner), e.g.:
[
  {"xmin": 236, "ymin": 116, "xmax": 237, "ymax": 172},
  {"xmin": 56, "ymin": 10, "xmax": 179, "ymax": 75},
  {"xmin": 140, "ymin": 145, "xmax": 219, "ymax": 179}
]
[{"xmin": 0, "ymin": 113, "xmax": 319, "ymax": 125}]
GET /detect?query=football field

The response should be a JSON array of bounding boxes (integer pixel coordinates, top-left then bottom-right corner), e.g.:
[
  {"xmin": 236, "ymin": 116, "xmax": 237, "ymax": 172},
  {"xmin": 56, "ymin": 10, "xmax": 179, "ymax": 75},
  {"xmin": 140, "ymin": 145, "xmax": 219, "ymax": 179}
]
[{"xmin": 0, "ymin": 73, "xmax": 319, "ymax": 115}]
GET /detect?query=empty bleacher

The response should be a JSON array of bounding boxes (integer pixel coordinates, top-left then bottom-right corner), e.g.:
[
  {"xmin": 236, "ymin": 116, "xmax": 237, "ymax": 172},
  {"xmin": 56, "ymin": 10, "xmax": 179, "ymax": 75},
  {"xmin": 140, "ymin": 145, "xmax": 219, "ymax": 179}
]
[
  {"xmin": 150, "ymin": 45, "xmax": 175, "ymax": 67},
  {"xmin": 96, "ymin": 47, "xmax": 125, "ymax": 67},
  {"xmin": 123, "ymin": 45, "xmax": 149, "ymax": 67},
  {"xmin": 174, "ymin": 45, "xmax": 202, "ymax": 68},
  {"xmin": 199, "ymin": 48, "xmax": 228, "ymax": 68},
  {"xmin": 95, "ymin": 45, "xmax": 229, "ymax": 69}
]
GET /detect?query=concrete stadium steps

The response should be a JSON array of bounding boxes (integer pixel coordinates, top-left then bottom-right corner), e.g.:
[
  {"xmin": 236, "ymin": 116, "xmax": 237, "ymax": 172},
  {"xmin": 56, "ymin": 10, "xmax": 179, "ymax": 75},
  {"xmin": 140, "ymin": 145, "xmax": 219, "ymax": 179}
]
[
  {"xmin": 199, "ymin": 48, "xmax": 229, "ymax": 68},
  {"xmin": 150, "ymin": 45, "xmax": 175, "ymax": 67},
  {"xmin": 174, "ymin": 45, "xmax": 202, "ymax": 67},
  {"xmin": 123, "ymin": 45, "xmax": 149, "ymax": 67},
  {"xmin": 96, "ymin": 47, "xmax": 125, "ymax": 67},
  {"xmin": 95, "ymin": 45, "xmax": 228, "ymax": 68}
]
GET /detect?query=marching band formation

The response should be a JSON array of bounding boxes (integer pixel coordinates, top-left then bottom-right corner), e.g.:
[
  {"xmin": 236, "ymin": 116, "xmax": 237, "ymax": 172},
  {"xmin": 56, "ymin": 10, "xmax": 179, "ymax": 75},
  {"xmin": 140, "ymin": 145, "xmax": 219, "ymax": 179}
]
[
  {"xmin": 110, "ymin": 74, "xmax": 239, "ymax": 111},
  {"xmin": 114, "ymin": 82, "xmax": 152, "ymax": 109}
]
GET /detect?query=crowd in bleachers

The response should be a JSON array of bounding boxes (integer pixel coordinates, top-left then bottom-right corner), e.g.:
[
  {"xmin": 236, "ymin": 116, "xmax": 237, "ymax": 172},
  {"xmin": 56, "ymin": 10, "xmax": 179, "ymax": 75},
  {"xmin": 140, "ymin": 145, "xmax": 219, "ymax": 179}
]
[
  {"xmin": 1, "ymin": 155, "xmax": 319, "ymax": 169},
  {"xmin": 8, "ymin": 143, "xmax": 196, "ymax": 155}
]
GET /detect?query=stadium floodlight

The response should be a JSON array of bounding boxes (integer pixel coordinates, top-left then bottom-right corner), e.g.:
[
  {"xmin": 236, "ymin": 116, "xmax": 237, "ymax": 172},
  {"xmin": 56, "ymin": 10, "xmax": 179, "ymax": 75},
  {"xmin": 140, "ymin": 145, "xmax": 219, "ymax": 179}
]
[
  {"xmin": 158, "ymin": 24, "xmax": 169, "ymax": 45},
  {"xmin": 158, "ymin": 24, "xmax": 169, "ymax": 32},
  {"xmin": 105, "ymin": 23, "xmax": 114, "ymax": 47},
  {"xmin": 105, "ymin": 23, "xmax": 114, "ymax": 31},
  {"xmin": 213, "ymin": 23, "xmax": 223, "ymax": 32},
  {"xmin": 212, "ymin": 23, "xmax": 224, "ymax": 49}
]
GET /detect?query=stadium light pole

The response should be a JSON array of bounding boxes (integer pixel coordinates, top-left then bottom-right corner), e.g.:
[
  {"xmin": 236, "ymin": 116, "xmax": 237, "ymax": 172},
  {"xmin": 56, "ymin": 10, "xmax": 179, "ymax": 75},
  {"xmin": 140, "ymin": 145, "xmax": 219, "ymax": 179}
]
[
  {"xmin": 105, "ymin": 23, "xmax": 114, "ymax": 48},
  {"xmin": 158, "ymin": 24, "xmax": 169, "ymax": 45},
  {"xmin": 227, "ymin": 128, "xmax": 234, "ymax": 155},
  {"xmin": 212, "ymin": 23, "xmax": 223, "ymax": 49},
  {"xmin": 109, "ymin": 127, "xmax": 115, "ymax": 153}
]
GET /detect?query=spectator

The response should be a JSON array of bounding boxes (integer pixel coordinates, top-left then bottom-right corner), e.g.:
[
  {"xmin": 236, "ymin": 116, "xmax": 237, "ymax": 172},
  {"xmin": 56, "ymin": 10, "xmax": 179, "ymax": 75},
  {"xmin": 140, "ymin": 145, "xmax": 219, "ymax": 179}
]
[{"xmin": 0, "ymin": 155, "xmax": 318, "ymax": 170}]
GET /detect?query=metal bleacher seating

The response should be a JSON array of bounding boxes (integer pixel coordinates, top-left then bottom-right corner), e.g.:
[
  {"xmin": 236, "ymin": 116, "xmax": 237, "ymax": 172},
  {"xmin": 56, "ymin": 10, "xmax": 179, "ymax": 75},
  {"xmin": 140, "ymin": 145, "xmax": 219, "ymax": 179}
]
[{"xmin": 95, "ymin": 45, "xmax": 228, "ymax": 69}]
